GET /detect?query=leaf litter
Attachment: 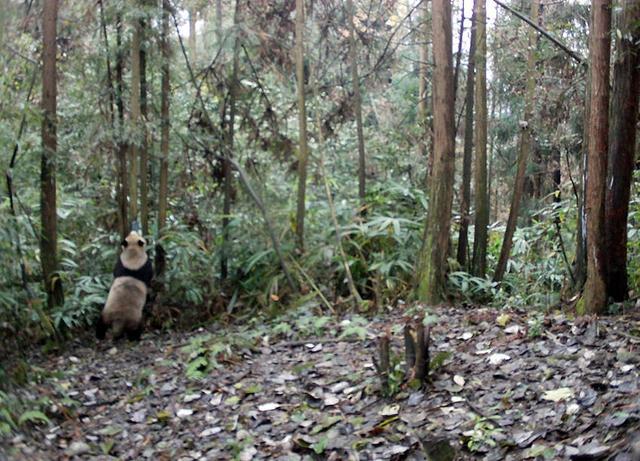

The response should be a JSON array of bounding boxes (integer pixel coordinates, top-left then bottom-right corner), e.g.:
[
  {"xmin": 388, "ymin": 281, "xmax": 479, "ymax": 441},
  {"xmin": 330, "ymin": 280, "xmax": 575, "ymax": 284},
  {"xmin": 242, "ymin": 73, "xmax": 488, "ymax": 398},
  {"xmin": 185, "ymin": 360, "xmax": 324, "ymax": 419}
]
[{"xmin": 2, "ymin": 305, "xmax": 640, "ymax": 460}]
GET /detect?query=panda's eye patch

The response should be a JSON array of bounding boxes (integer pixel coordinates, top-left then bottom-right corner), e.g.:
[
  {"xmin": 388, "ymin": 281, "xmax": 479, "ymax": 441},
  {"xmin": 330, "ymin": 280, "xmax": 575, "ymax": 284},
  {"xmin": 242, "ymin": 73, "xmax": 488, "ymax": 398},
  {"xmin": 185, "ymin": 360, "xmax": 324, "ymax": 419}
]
[
  {"xmin": 121, "ymin": 240, "xmax": 128, "ymax": 248},
  {"xmin": 137, "ymin": 240, "xmax": 144, "ymax": 247}
]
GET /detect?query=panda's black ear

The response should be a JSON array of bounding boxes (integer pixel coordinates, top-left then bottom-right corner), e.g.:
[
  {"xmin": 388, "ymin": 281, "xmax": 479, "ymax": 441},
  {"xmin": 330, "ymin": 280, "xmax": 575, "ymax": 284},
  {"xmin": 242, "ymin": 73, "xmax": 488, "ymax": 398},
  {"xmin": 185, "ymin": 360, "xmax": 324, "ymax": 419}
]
[
  {"xmin": 137, "ymin": 240, "xmax": 145, "ymax": 247},
  {"xmin": 121, "ymin": 239, "xmax": 128, "ymax": 248}
]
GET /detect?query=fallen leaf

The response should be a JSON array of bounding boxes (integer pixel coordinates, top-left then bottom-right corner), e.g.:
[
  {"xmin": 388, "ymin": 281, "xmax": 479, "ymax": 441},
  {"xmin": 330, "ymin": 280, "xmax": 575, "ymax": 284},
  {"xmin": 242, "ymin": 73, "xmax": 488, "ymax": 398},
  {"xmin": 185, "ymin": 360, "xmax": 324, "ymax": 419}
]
[
  {"xmin": 379, "ymin": 404, "xmax": 400, "ymax": 416},
  {"xmin": 453, "ymin": 375, "xmax": 465, "ymax": 387},
  {"xmin": 258, "ymin": 402, "xmax": 281, "ymax": 412},
  {"xmin": 542, "ymin": 387, "xmax": 574, "ymax": 402},
  {"xmin": 488, "ymin": 353, "xmax": 511, "ymax": 365},
  {"xmin": 497, "ymin": 313, "xmax": 511, "ymax": 327}
]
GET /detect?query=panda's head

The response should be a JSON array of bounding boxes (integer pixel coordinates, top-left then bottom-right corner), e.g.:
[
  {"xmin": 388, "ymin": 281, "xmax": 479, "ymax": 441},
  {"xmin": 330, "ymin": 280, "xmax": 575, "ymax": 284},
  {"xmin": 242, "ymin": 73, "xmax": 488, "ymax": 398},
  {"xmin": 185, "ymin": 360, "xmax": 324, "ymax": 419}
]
[{"xmin": 120, "ymin": 231, "xmax": 148, "ymax": 268}]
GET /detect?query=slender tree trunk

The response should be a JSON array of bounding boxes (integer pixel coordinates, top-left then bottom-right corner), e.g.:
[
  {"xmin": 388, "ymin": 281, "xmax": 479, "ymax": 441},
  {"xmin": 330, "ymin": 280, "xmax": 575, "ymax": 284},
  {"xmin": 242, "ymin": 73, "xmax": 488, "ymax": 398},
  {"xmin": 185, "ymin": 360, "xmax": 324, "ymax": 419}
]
[
  {"xmin": 416, "ymin": 0, "xmax": 455, "ymax": 303},
  {"xmin": 221, "ymin": 0, "xmax": 240, "ymax": 280},
  {"xmin": 604, "ymin": 0, "xmax": 640, "ymax": 302},
  {"xmin": 456, "ymin": 2, "xmax": 476, "ymax": 269},
  {"xmin": 582, "ymin": 0, "xmax": 611, "ymax": 314},
  {"xmin": 216, "ymin": 0, "xmax": 222, "ymax": 44},
  {"xmin": 347, "ymin": 0, "xmax": 367, "ymax": 205},
  {"xmin": 453, "ymin": 0, "xmax": 465, "ymax": 101},
  {"xmin": 295, "ymin": 0, "xmax": 309, "ymax": 251},
  {"xmin": 189, "ymin": 8, "xmax": 197, "ymax": 62},
  {"xmin": 129, "ymin": 11, "xmax": 141, "ymax": 227},
  {"xmin": 417, "ymin": 0, "xmax": 429, "ymax": 162},
  {"xmin": 157, "ymin": 0, "xmax": 171, "ymax": 278},
  {"xmin": 41, "ymin": 0, "xmax": 63, "ymax": 309},
  {"xmin": 493, "ymin": 0, "xmax": 539, "ymax": 282},
  {"xmin": 472, "ymin": 0, "xmax": 489, "ymax": 277},
  {"xmin": 115, "ymin": 12, "xmax": 129, "ymax": 239},
  {"xmin": 140, "ymin": 4, "xmax": 149, "ymax": 236}
]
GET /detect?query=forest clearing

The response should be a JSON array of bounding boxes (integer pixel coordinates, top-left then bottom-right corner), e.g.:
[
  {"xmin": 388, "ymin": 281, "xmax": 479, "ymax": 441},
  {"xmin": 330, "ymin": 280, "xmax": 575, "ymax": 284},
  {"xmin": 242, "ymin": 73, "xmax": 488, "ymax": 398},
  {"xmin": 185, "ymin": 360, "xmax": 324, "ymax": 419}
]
[{"xmin": 1, "ymin": 0, "xmax": 640, "ymax": 459}]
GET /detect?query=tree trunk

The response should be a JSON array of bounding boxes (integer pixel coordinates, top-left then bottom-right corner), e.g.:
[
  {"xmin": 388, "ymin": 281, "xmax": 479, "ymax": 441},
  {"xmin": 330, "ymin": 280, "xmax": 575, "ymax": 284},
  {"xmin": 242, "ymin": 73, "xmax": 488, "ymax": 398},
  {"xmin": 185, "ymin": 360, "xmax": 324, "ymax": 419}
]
[
  {"xmin": 456, "ymin": 2, "xmax": 476, "ymax": 269},
  {"xmin": 115, "ymin": 11, "xmax": 129, "ymax": 239},
  {"xmin": 604, "ymin": 0, "xmax": 640, "ymax": 302},
  {"xmin": 453, "ymin": 0, "xmax": 465, "ymax": 101},
  {"xmin": 295, "ymin": 0, "xmax": 309, "ymax": 252},
  {"xmin": 41, "ymin": 0, "xmax": 63, "ymax": 309},
  {"xmin": 472, "ymin": 0, "xmax": 489, "ymax": 277},
  {"xmin": 417, "ymin": 0, "xmax": 429, "ymax": 162},
  {"xmin": 416, "ymin": 0, "xmax": 455, "ymax": 303},
  {"xmin": 129, "ymin": 11, "xmax": 141, "ymax": 227},
  {"xmin": 582, "ymin": 0, "xmax": 611, "ymax": 314},
  {"xmin": 347, "ymin": 0, "xmax": 367, "ymax": 205},
  {"xmin": 189, "ymin": 8, "xmax": 197, "ymax": 62},
  {"xmin": 493, "ymin": 0, "xmax": 539, "ymax": 283},
  {"xmin": 221, "ymin": 0, "xmax": 240, "ymax": 280},
  {"xmin": 157, "ymin": 0, "xmax": 171, "ymax": 278},
  {"xmin": 140, "ymin": 4, "xmax": 149, "ymax": 236}
]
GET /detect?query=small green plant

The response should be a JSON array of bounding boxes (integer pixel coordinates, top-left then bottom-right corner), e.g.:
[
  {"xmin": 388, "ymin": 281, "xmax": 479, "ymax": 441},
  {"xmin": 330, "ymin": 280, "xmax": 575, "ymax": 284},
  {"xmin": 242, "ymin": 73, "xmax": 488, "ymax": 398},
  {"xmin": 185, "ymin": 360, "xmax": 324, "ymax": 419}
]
[
  {"xmin": 463, "ymin": 416, "xmax": 503, "ymax": 452},
  {"xmin": 527, "ymin": 313, "xmax": 545, "ymax": 338}
]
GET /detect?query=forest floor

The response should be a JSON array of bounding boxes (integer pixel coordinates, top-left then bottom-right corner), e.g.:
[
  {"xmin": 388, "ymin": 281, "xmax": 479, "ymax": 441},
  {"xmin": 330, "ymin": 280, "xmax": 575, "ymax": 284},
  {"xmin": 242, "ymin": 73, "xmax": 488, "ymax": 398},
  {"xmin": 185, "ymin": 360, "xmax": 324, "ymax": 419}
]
[{"xmin": 2, "ymin": 304, "xmax": 640, "ymax": 461}]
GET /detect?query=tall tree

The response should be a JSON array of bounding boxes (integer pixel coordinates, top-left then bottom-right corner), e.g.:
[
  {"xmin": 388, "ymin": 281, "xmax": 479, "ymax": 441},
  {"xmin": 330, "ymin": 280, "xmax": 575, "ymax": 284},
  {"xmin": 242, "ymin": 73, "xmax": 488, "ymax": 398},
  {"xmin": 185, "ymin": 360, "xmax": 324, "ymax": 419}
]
[
  {"xmin": 139, "ymin": 2, "xmax": 150, "ymax": 236},
  {"xmin": 582, "ymin": 0, "xmax": 611, "ymax": 314},
  {"xmin": 115, "ymin": 11, "xmax": 129, "ymax": 239},
  {"xmin": 417, "ymin": 0, "xmax": 430, "ymax": 162},
  {"xmin": 472, "ymin": 0, "xmax": 488, "ymax": 277},
  {"xmin": 604, "ymin": 0, "xmax": 640, "ymax": 302},
  {"xmin": 457, "ymin": 2, "xmax": 477, "ymax": 269},
  {"xmin": 416, "ymin": 0, "xmax": 455, "ymax": 303},
  {"xmin": 41, "ymin": 0, "xmax": 63, "ymax": 309},
  {"xmin": 189, "ymin": 8, "xmax": 197, "ymax": 61},
  {"xmin": 493, "ymin": 0, "xmax": 539, "ymax": 282},
  {"xmin": 294, "ymin": 0, "xmax": 309, "ymax": 251},
  {"xmin": 346, "ymin": 0, "xmax": 367, "ymax": 205},
  {"xmin": 220, "ymin": 0, "xmax": 241, "ymax": 280},
  {"xmin": 129, "ymin": 8, "xmax": 141, "ymax": 227},
  {"xmin": 157, "ymin": 0, "xmax": 171, "ymax": 277}
]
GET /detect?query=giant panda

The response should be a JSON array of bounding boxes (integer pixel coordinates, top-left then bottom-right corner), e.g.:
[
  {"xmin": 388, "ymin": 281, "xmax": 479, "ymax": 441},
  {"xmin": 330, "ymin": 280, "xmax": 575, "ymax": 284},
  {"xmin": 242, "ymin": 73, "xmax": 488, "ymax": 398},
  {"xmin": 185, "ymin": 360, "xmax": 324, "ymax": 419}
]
[{"xmin": 96, "ymin": 231, "xmax": 153, "ymax": 341}]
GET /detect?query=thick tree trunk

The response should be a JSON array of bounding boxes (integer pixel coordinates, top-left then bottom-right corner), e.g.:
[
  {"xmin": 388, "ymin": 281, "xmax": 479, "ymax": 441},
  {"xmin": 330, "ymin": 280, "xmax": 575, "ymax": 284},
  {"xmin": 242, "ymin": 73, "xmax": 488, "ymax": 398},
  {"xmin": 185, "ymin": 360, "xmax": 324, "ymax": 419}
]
[
  {"xmin": 493, "ymin": 0, "xmax": 539, "ymax": 283},
  {"xmin": 472, "ymin": 0, "xmax": 488, "ymax": 277},
  {"xmin": 347, "ymin": 0, "xmax": 367, "ymax": 205},
  {"xmin": 129, "ymin": 12, "xmax": 141, "ymax": 227},
  {"xmin": 456, "ymin": 2, "xmax": 476, "ymax": 269},
  {"xmin": 295, "ymin": 0, "xmax": 309, "ymax": 251},
  {"xmin": 221, "ymin": 0, "xmax": 240, "ymax": 280},
  {"xmin": 41, "ymin": 0, "xmax": 63, "ymax": 309},
  {"xmin": 582, "ymin": 0, "xmax": 611, "ymax": 314},
  {"xmin": 416, "ymin": 0, "xmax": 455, "ymax": 303},
  {"xmin": 604, "ymin": 0, "xmax": 639, "ymax": 302}
]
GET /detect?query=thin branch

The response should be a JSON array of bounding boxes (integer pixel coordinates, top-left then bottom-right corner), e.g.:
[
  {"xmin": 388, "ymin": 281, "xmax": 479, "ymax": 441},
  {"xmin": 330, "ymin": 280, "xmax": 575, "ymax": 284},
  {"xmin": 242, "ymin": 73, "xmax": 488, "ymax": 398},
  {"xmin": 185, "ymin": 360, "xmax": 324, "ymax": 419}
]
[{"xmin": 493, "ymin": 0, "xmax": 583, "ymax": 64}]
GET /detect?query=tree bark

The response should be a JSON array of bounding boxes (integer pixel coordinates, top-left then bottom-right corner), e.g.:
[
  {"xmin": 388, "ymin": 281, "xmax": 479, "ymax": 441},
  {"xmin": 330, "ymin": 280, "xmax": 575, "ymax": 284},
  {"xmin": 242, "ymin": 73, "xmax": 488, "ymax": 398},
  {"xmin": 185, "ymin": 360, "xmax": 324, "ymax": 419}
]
[
  {"xmin": 453, "ymin": 0, "xmax": 465, "ymax": 101},
  {"xmin": 41, "ymin": 0, "xmax": 63, "ymax": 309},
  {"xmin": 347, "ymin": 0, "xmax": 367, "ymax": 205},
  {"xmin": 582, "ymin": 0, "xmax": 611, "ymax": 314},
  {"xmin": 417, "ymin": 0, "xmax": 430, "ymax": 163},
  {"xmin": 221, "ymin": 0, "xmax": 240, "ymax": 280},
  {"xmin": 604, "ymin": 0, "xmax": 640, "ymax": 302},
  {"xmin": 140, "ymin": 3, "xmax": 149, "ymax": 236},
  {"xmin": 115, "ymin": 11, "xmax": 129, "ymax": 239},
  {"xmin": 129, "ymin": 10, "xmax": 141, "ymax": 227},
  {"xmin": 456, "ymin": 2, "xmax": 476, "ymax": 269},
  {"xmin": 157, "ymin": 0, "xmax": 171, "ymax": 272},
  {"xmin": 493, "ymin": 0, "xmax": 539, "ymax": 283},
  {"xmin": 472, "ymin": 0, "xmax": 488, "ymax": 277},
  {"xmin": 295, "ymin": 0, "xmax": 309, "ymax": 251},
  {"xmin": 416, "ymin": 0, "xmax": 455, "ymax": 303}
]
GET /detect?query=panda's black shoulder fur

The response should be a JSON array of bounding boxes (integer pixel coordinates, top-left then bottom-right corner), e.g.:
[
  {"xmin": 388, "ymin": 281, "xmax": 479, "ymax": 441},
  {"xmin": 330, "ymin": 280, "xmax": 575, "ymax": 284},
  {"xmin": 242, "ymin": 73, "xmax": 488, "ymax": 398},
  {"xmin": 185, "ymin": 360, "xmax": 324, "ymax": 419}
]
[{"xmin": 113, "ymin": 257, "xmax": 153, "ymax": 287}]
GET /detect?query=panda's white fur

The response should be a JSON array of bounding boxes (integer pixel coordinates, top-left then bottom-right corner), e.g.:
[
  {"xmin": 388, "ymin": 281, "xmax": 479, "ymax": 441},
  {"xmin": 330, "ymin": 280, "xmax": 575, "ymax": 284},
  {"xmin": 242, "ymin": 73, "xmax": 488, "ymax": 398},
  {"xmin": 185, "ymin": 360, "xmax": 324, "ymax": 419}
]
[{"xmin": 97, "ymin": 231, "xmax": 152, "ymax": 340}]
